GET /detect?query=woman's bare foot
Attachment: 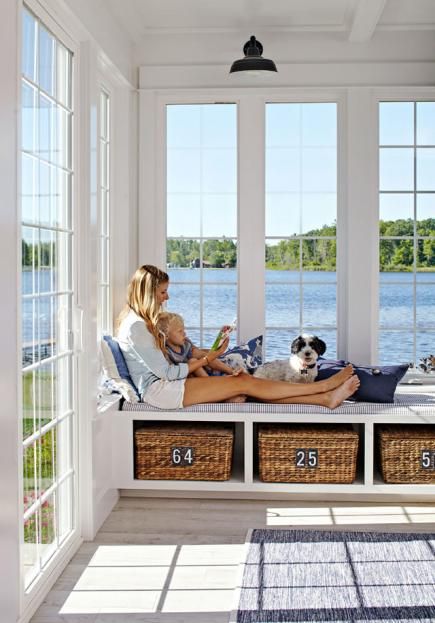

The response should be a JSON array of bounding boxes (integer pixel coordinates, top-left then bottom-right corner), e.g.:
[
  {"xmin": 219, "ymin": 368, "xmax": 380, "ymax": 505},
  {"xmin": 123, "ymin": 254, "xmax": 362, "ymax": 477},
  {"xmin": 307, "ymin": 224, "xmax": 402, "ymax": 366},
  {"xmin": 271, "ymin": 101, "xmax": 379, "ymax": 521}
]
[
  {"xmin": 224, "ymin": 394, "xmax": 247, "ymax": 403},
  {"xmin": 327, "ymin": 375, "xmax": 360, "ymax": 409},
  {"xmin": 325, "ymin": 364, "xmax": 354, "ymax": 391}
]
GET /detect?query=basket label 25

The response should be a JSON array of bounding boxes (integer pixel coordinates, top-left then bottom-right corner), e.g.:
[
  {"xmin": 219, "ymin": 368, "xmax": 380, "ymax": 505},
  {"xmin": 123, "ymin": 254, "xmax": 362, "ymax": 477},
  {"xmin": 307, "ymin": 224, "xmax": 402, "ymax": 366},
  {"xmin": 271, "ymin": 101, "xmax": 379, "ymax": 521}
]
[{"xmin": 295, "ymin": 448, "xmax": 318, "ymax": 468}]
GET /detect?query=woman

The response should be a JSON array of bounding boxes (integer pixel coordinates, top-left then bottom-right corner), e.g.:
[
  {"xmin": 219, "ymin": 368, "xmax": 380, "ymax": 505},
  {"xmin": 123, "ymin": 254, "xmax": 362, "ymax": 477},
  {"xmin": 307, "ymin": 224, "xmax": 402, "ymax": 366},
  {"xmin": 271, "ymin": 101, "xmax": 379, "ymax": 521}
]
[{"xmin": 117, "ymin": 265, "xmax": 360, "ymax": 410}]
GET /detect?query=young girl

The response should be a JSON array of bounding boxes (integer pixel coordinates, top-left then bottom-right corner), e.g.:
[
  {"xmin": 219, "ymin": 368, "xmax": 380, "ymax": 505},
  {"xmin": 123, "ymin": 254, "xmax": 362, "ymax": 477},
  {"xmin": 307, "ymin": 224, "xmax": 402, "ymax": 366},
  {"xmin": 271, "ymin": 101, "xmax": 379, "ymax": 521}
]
[
  {"xmin": 116, "ymin": 264, "xmax": 359, "ymax": 410},
  {"xmin": 157, "ymin": 311, "xmax": 240, "ymax": 377}
]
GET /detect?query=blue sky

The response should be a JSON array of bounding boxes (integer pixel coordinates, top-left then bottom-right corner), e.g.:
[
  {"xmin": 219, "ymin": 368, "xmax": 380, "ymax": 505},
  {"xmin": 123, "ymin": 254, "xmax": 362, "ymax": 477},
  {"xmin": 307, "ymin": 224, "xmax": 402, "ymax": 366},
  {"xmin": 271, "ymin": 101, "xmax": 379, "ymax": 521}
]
[
  {"xmin": 166, "ymin": 101, "xmax": 435, "ymax": 240},
  {"xmin": 167, "ymin": 102, "xmax": 337, "ymax": 238}
]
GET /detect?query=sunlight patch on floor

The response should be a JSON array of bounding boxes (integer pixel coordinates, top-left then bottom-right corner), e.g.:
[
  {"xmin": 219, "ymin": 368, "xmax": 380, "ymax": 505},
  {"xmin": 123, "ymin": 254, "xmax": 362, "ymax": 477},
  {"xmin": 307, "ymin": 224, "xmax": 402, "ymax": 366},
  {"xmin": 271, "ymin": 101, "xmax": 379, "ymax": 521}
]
[
  {"xmin": 88, "ymin": 544, "xmax": 177, "ymax": 566},
  {"xmin": 161, "ymin": 589, "xmax": 236, "ymax": 612},
  {"xmin": 59, "ymin": 543, "xmax": 243, "ymax": 614},
  {"xmin": 268, "ymin": 506, "xmax": 332, "ymax": 525},
  {"xmin": 404, "ymin": 505, "xmax": 435, "ymax": 523},
  {"xmin": 266, "ymin": 504, "xmax": 435, "ymax": 526},
  {"xmin": 60, "ymin": 590, "xmax": 161, "ymax": 614}
]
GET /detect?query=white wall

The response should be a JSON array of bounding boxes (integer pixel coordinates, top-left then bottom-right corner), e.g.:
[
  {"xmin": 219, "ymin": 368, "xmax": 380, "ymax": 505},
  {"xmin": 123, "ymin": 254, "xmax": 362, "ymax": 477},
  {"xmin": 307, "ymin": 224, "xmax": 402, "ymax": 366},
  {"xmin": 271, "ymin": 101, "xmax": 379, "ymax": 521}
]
[
  {"xmin": 66, "ymin": 0, "xmax": 135, "ymax": 84},
  {"xmin": 0, "ymin": 2, "xmax": 20, "ymax": 621},
  {"xmin": 46, "ymin": 0, "xmax": 136, "ymax": 87},
  {"xmin": 80, "ymin": 49, "xmax": 138, "ymax": 541}
]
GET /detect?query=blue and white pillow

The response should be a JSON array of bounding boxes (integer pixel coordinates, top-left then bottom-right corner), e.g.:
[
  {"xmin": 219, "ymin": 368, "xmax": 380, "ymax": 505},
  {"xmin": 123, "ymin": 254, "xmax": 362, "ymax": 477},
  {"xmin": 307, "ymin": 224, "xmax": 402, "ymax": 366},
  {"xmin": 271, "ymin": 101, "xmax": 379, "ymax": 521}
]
[
  {"xmin": 220, "ymin": 335, "xmax": 263, "ymax": 373},
  {"xmin": 100, "ymin": 335, "xmax": 140, "ymax": 402}
]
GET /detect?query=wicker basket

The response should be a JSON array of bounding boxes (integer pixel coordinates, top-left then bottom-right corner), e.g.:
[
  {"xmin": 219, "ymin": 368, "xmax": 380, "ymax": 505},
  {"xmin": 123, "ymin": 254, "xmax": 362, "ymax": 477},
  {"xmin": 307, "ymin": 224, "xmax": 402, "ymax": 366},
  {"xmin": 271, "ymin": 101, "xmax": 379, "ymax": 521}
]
[
  {"xmin": 134, "ymin": 422, "xmax": 234, "ymax": 481},
  {"xmin": 258, "ymin": 424, "xmax": 359, "ymax": 483},
  {"xmin": 377, "ymin": 425, "xmax": 435, "ymax": 484}
]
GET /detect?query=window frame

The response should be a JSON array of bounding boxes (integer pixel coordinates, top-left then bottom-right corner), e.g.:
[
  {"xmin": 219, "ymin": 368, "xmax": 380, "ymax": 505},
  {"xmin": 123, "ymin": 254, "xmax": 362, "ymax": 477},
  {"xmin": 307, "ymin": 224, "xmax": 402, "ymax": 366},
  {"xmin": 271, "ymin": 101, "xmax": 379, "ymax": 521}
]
[
  {"xmin": 19, "ymin": 0, "xmax": 81, "ymax": 608},
  {"xmin": 264, "ymin": 101, "xmax": 339, "ymax": 359},
  {"xmin": 97, "ymin": 82, "xmax": 113, "ymax": 336},
  {"xmin": 143, "ymin": 89, "xmax": 347, "ymax": 355},
  {"xmin": 140, "ymin": 86, "xmax": 435, "ymax": 368},
  {"xmin": 375, "ymin": 89, "xmax": 435, "ymax": 373},
  {"xmin": 165, "ymin": 102, "xmax": 239, "ymax": 346}
]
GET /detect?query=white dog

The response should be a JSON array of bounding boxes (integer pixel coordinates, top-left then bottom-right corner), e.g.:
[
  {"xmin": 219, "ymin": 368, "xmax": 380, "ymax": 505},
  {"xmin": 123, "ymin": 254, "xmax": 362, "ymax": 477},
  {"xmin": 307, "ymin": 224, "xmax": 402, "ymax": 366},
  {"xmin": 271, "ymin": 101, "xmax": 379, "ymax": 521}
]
[{"xmin": 253, "ymin": 334, "xmax": 326, "ymax": 383}]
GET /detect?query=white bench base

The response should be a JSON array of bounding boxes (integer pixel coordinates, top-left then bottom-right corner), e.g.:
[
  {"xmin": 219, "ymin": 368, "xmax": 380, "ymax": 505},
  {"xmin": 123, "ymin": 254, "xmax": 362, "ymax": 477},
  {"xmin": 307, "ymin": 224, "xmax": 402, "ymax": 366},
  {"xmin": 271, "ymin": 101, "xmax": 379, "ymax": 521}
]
[{"xmin": 110, "ymin": 387, "xmax": 435, "ymax": 499}]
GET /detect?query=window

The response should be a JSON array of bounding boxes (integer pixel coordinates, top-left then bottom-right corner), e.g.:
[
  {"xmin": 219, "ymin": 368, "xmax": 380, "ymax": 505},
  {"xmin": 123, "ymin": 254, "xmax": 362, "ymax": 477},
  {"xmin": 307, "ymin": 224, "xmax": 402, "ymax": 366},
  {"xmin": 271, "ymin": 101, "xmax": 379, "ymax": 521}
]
[
  {"xmin": 99, "ymin": 89, "xmax": 111, "ymax": 334},
  {"xmin": 265, "ymin": 103, "xmax": 338, "ymax": 359},
  {"xmin": 166, "ymin": 104, "xmax": 238, "ymax": 346},
  {"xmin": 379, "ymin": 101, "xmax": 435, "ymax": 365},
  {"xmin": 21, "ymin": 7, "xmax": 74, "ymax": 589}
]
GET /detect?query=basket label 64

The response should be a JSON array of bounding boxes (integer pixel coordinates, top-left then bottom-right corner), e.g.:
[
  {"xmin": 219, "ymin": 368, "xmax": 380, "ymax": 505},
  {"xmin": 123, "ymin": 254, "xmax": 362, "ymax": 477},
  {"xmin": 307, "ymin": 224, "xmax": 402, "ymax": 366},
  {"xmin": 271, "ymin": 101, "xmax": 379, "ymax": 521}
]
[
  {"xmin": 295, "ymin": 448, "xmax": 318, "ymax": 468},
  {"xmin": 171, "ymin": 446, "xmax": 195, "ymax": 466},
  {"xmin": 421, "ymin": 449, "xmax": 435, "ymax": 470}
]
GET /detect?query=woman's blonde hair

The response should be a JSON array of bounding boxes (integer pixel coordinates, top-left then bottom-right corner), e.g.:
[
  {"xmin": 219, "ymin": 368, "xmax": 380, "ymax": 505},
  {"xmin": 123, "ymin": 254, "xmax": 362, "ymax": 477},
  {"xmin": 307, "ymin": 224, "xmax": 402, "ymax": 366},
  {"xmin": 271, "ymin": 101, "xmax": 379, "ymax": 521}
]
[{"xmin": 116, "ymin": 264, "xmax": 169, "ymax": 350}]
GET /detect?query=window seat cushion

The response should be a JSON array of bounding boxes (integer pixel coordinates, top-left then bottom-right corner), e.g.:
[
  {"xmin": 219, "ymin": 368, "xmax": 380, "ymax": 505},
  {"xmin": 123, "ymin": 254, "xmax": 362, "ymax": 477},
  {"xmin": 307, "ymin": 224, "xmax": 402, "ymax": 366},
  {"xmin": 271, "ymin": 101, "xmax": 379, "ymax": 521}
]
[{"xmin": 121, "ymin": 391, "xmax": 435, "ymax": 415}]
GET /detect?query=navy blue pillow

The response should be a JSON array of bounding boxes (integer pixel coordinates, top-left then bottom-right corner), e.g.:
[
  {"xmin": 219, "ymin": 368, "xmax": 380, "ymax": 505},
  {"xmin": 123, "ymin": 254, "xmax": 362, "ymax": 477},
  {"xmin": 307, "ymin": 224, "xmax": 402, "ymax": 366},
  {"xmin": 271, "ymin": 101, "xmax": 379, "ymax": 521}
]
[
  {"xmin": 103, "ymin": 335, "xmax": 139, "ymax": 397},
  {"xmin": 316, "ymin": 359, "xmax": 409, "ymax": 403}
]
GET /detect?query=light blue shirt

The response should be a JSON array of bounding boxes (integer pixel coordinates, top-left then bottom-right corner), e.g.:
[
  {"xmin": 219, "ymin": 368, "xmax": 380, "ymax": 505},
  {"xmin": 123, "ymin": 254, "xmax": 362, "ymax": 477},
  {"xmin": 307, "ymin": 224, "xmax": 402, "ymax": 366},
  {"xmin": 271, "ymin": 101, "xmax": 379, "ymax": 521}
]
[{"xmin": 117, "ymin": 310, "xmax": 189, "ymax": 398}]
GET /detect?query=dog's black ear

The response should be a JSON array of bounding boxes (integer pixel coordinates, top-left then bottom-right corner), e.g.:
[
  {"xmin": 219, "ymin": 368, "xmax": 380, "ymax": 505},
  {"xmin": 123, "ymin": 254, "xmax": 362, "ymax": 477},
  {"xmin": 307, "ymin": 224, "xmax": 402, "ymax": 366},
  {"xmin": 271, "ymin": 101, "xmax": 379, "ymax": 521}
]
[
  {"xmin": 312, "ymin": 336, "xmax": 326, "ymax": 356},
  {"xmin": 291, "ymin": 336, "xmax": 304, "ymax": 354}
]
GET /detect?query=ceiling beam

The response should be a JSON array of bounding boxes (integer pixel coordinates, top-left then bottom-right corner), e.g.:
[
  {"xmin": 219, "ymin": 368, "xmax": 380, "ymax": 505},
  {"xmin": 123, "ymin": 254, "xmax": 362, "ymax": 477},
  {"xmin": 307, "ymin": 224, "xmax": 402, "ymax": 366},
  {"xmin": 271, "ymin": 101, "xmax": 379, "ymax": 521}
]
[{"xmin": 349, "ymin": 0, "xmax": 387, "ymax": 42}]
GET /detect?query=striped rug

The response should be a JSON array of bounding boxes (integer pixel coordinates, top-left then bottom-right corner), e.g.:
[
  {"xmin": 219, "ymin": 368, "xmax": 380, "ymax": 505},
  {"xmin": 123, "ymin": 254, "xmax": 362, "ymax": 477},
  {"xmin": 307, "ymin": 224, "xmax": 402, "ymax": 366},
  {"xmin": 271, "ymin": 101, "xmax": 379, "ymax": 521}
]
[{"xmin": 230, "ymin": 529, "xmax": 435, "ymax": 622}]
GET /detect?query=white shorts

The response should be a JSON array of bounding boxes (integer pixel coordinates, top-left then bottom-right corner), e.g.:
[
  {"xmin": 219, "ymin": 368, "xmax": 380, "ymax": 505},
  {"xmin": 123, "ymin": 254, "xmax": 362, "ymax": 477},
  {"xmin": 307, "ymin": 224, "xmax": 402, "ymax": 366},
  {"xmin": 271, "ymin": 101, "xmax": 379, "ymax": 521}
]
[{"xmin": 142, "ymin": 379, "xmax": 185, "ymax": 410}]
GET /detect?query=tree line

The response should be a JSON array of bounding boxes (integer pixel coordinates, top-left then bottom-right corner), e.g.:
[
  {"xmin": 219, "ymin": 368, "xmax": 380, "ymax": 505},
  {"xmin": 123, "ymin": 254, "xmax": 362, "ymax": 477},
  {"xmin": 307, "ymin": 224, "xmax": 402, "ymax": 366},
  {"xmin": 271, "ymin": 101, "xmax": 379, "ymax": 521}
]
[
  {"xmin": 23, "ymin": 218, "xmax": 435, "ymax": 271},
  {"xmin": 22, "ymin": 240, "xmax": 53, "ymax": 268},
  {"xmin": 166, "ymin": 219, "xmax": 435, "ymax": 271}
]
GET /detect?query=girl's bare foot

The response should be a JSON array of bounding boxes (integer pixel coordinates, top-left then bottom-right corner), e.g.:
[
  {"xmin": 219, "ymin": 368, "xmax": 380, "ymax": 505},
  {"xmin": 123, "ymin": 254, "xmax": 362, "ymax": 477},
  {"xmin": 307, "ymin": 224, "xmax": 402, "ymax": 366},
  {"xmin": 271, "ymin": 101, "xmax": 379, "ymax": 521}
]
[
  {"xmin": 325, "ymin": 364, "xmax": 354, "ymax": 391},
  {"xmin": 224, "ymin": 394, "xmax": 247, "ymax": 403},
  {"xmin": 327, "ymin": 375, "xmax": 360, "ymax": 409}
]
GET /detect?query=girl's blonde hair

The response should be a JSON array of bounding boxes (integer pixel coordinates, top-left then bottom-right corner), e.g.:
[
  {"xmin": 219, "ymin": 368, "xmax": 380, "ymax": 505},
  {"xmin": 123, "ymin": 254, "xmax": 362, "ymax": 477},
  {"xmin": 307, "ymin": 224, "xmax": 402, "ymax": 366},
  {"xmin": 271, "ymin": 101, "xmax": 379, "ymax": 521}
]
[
  {"xmin": 116, "ymin": 264, "xmax": 169, "ymax": 350},
  {"xmin": 156, "ymin": 312, "xmax": 184, "ymax": 339}
]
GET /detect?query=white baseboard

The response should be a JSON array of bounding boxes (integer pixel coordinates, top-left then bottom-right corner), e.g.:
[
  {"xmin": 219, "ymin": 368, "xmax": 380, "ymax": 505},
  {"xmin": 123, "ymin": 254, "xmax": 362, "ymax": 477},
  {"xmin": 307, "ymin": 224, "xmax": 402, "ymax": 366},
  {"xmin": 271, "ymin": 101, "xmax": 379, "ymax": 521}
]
[
  {"xmin": 92, "ymin": 487, "xmax": 119, "ymax": 537},
  {"xmin": 119, "ymin": 489, "xmax": 435, "ymax": 502}
]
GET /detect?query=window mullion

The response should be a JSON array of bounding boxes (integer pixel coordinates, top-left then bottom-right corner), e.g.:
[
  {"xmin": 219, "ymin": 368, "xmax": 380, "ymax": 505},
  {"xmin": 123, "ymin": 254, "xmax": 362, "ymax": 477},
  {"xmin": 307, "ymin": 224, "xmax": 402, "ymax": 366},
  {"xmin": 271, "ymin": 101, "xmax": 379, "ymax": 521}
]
[
  {"xmin": 238, "ymin": 96, "xmax": 265, "ymax": 344},
  {"xmin": 346, "ymin": 90, "xmax": 379, "ymax": 364}
]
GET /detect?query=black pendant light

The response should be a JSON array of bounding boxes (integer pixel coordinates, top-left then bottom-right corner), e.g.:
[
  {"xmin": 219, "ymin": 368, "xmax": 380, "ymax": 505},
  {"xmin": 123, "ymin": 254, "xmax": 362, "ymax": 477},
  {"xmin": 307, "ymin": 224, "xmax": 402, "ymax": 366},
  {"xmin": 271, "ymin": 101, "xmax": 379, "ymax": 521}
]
[{"xmin": 229, "ymin": 35, "xmax": 277, "ymax": 76}]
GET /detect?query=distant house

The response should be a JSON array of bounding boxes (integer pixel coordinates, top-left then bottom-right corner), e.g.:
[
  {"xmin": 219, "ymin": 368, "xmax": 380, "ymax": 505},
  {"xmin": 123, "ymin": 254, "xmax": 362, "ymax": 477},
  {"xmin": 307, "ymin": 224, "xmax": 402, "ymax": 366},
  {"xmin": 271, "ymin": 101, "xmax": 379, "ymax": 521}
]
[{"xmin": 191, "ymin": 258, "xmax": 211, "ymax": 268}]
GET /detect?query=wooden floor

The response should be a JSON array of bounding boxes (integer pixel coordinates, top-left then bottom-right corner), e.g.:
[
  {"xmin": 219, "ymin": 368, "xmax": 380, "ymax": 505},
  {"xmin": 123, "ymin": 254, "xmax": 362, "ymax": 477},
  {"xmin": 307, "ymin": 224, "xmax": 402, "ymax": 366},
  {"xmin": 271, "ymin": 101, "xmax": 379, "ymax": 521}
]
[{"xmin": 30, "ymin": 496, "xmax": 435, "ymax": 622}]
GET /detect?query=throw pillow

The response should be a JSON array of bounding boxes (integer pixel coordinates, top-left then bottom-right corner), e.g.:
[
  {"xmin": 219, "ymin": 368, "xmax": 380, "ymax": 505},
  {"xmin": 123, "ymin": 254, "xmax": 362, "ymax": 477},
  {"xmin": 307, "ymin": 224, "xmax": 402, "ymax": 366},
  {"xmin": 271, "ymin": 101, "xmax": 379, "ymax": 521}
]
[
  {"xmin": 316, "ymin": 359, "xmax": 409, "ymax": 403},
  {"xmin": 220, "ymin": 335, "xmax": 263, "ymax": 373},
  {"xmin": 101, "ymin": 335, "xmax": 140, "ymax": 402}
]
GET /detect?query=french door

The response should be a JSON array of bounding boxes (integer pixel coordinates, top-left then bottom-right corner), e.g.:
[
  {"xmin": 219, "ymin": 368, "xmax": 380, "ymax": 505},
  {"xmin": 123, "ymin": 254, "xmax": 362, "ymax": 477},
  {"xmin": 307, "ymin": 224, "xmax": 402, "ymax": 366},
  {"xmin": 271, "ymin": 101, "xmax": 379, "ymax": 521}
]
[{"xmin": 21, "ymin": 5, "xmax": 77, "ymax": 590}]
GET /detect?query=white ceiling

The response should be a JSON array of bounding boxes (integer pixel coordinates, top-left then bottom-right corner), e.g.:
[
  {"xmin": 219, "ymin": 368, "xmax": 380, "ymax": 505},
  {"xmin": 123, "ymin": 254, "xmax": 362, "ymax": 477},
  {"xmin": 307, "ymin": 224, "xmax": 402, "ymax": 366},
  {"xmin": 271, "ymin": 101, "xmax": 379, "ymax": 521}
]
[{"xmin": 105, "ymin": 0, "xmax": 435, "ymax": 43}]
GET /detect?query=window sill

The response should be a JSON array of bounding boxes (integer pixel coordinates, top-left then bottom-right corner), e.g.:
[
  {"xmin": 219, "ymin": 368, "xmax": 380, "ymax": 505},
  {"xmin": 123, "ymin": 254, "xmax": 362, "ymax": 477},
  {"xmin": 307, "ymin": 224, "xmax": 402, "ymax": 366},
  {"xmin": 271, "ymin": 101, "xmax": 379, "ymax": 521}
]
[
  {"xmin": 400, "ymin": 372, "xmax": 435, "ymax": 387},
  {"xmin": 97, "ymin": 393, "xmax": 122, "ymax": 414}
]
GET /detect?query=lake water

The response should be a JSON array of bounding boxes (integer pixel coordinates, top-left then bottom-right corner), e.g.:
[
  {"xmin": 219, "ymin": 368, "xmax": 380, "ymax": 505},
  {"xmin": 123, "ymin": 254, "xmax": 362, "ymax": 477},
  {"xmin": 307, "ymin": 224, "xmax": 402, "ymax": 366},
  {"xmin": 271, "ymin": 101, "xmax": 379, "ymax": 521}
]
[
  {"xmin": 22, "ymin": 268, "xmax": 435, "ymax": 366},
  {"xmin": 167, "ymin": 268, "xmax": 435, "ymax": 365}
]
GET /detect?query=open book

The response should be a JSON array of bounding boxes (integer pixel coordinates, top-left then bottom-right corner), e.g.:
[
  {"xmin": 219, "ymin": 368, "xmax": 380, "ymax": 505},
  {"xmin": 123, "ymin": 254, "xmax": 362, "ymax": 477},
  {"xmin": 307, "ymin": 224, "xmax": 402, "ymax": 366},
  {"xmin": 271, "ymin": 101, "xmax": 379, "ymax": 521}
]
[{"xmin": 210, "ymin": 318, "xmax": 237, "ymax": 351}]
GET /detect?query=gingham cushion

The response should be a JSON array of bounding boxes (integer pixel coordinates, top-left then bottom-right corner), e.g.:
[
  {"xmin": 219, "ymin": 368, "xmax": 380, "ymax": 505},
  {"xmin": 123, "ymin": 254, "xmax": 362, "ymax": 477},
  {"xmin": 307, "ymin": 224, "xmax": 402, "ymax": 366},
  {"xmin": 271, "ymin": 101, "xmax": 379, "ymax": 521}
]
[{"xmin": 121, "ymin": 392, "xmax": 435, "ymax": 415}]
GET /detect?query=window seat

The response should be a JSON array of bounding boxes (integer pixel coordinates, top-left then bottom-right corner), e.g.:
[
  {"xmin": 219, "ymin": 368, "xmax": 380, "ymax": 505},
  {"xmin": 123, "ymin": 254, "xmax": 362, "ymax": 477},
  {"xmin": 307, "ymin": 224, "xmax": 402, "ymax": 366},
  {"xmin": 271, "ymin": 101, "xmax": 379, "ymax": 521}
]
[{"xmin": 120, "ymin": 389, "xmax": 435, "ymax": 416}]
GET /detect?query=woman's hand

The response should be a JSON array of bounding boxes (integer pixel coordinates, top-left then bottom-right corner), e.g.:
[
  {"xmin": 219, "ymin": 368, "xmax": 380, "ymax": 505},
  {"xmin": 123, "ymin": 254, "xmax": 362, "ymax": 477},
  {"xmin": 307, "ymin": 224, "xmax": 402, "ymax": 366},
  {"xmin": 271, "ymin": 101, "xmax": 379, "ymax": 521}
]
[{"xmin": 232, "ymin": 367, "xmax": 245, "ymax": 376}]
